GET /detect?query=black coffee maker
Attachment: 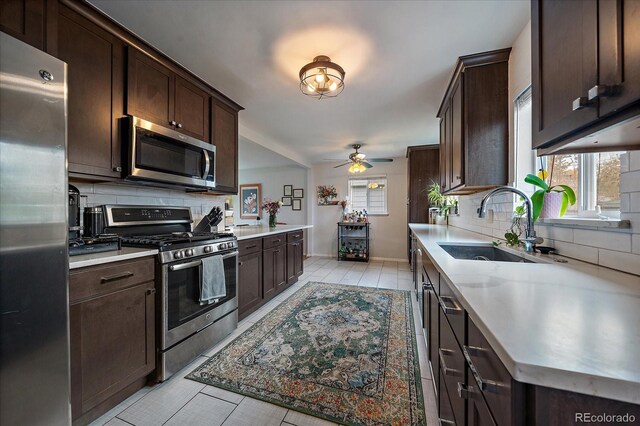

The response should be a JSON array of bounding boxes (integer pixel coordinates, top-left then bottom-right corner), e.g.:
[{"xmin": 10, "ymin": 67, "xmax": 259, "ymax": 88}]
[{"xmin": 69, "ymin": 184, "xmax": 82, "ymax": 239}]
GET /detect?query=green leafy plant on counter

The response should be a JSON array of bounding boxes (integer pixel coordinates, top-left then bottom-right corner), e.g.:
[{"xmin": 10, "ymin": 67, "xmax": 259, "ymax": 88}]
[
  {"xmin": 524, "ymin": 171, "xmax": 577, "ymax": 222},
  {"xmin": 427, "ymin": 182, "xmax": 453, "ymax": 217},
  {"xmin": 504, "ymin": 202, "xmax": 526, "ymax": 247}
]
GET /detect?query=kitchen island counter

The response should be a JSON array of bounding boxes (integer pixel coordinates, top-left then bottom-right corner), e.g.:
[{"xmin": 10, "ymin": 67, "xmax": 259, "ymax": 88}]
[{"xmin": 230, "ymin": 224, "xmax": 312, "ymax": 241}]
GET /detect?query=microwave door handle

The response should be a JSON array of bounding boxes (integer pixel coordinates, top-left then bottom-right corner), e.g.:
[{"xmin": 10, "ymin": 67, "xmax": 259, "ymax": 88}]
[{"xmin": 202, "ymin": 149, "xmax": 211, "ymax": 179}]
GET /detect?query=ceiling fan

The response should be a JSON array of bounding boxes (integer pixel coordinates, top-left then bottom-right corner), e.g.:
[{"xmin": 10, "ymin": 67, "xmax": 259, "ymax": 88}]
[{"xmin": 333, "ymin": 144, "xmax": 393, "ymax": 172}]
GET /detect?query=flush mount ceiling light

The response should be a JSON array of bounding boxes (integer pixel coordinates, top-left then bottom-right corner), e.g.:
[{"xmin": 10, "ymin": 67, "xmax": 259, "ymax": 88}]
[{"xmin": 299, "ymin": 55, "xmax": 345, "ymax": 99}]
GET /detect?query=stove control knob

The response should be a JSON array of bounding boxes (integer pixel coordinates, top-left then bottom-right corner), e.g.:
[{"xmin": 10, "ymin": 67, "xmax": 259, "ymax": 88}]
[
  {"xmin": 218, "ymin": 243, "xmax": 226, "ymax": 250},
  {"xmin": 204, "ymin": 246, "xmax": 213, "ymax": 253},
  {"xmin": 185, "ymin": 248, "xmax": 194, "ymax": 257},
  {"xmin": 174, "ymin": 251, "xmax": 184, "ymax": 259}
]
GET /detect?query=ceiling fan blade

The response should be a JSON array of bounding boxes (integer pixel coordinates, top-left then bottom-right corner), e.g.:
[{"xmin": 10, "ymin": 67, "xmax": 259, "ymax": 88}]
[
  {"xmin": 362, "ymin": 161, "xmax": 373, "ymax": 169},
  {"xmin": 369, "ymin": 158, "xmax": 394, "ymax": 163},
  {"xmin": 333, "ymin": 162, "xmax": 352, "ymax": 168}
]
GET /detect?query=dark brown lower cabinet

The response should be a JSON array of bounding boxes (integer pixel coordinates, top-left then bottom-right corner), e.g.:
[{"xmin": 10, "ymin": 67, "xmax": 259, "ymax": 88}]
[
  {"xmin": 465, "ymin": 372, "xmax": 496, "ymax": 426},
  {"xmin": 263, "ymin": 244, "xmax": 286, "ymax": 301},
  {"xmin": 438, "ymin": 369, "xmax": 456, "ymax": 425},
  {"xmin": 237, "ymin": 250, "xmax": 262, "ymax": 319},
  {"xmin": 286, "ymin": 239, "xmax": 304, "ymax": 284},
  {"xmin": 69, "ymin": 257, "xmax": 155, "ymax": 424},
  {"xmin": 439, "ymin": 310, "xmax": 466, "ymax": 426}
]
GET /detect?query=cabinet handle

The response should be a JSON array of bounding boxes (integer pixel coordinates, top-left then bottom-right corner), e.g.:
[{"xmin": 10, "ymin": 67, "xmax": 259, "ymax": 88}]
[
  {"xmin": 146, "ymin": 288, "xmax": 156, "ymax": 295},
  {"xmin": 455, "ymin": 176, "xmax": 461, "ymax": 180},
  {"xmin": 169, "ymin": 120, "xmax": 177, "ymax": 126},
  {"xmin": 238, "ymin": 261, "xmax": 244, "ymax": 266},
  {"xmin": 439, "ymin": 420, "xmax": 455, "ymax": 426},
  {"xmin": 457, "ymin": 382, "xmax": 472, "ymax": 399},
  {"xmin": 293, "ymin": 234, "xmax": 300, "ymax": 238},
  {"xmin": 275, "ymin": 249, "xmax": 280, "ymax": 253},
  {"xmin": 245, "ymin": 244, "xmax": 257, "ymax": 249},
  {"xmin": 572, "ymin": 96, "xmax": 591, "ymax": 111},
  {"xmin": 100, "ymin": 271, "xmax": 133, "ymax": 283},
  {"xmin": 438, "ymin": 348, "xmax": 462, "ymax": 377},
  {"xmin": 588, "ymin": 84, "xmax": 618, "ymax": 101},
  {"xmin": 463, "ymin": 345, "xmax": 500, "ymax": 393},
  {"xmin": 439, "ymin": 295, "xmax": 463, "ymax": 315},
  {"xmin": 113, "ymin": 166, "xmax": 122, "ymax": 172},
  {"xmin": 274, "ymin": 239, "xmax": 281, "ymax": 243},
  {"xmin": 176, "ymin": 123, "xmax": 183, "ymax": 128}
]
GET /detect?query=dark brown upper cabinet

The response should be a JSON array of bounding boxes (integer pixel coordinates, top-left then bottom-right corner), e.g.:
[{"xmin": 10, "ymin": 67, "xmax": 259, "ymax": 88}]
[
  {"xmin": 532, "ymin": 0, "xmax": 640, "ymax": 154},
  {"xmin": 127, "ymin": 47, "xmax": 210, "ymax": 142},
  {"xmin": 57, "ymin": 3, "xmax": 124, "ymax": 179},
  {"xmin": 1, "ymin": 0, "xmax": 47, "ymax": 50},
  {"xmin": 437, "ymin": 48, "xmax": 511, "ymax": 195},
  {"xmin": 211, "ymin": 98, "xmax": 239, "ymax": 193}
]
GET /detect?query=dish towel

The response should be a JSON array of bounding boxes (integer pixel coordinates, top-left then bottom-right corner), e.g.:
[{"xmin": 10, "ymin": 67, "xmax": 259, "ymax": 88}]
[{"xmin": 200, "ymin": 256, "xmax": 226, "ymax": 305}]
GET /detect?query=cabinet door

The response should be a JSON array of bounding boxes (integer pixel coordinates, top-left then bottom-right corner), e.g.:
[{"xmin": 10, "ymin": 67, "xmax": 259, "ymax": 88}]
[
  {"xmin": 127, "ymin": 47, "xmax": 174, "ymax": 128},
  {"xmin": 211, "ymin": 99, "xmax": 238, "ymax": 192},
  {"xmin": 263, "ymin": 248, "xmax": 277, "ymax": 301},
  {"xmin": 274, "ymin": 246, "xmax": 287, "ymax": 292},
  {"xmin": 428, "ymin": 289, "xmax": 440, "ymax": 394},
  {"xmin": 1, "ymin": 0, "xmax": 45, "ymax": 50},
  {"xmin": 70, "ymin": 282, "xmax": 155, "ymax": 418},
  {"xmin": 58, "ymin": 5, "xmax": 123, "ymax": 178},
  {"xmin": 466, "ymin": 375, "xmax": 497, "ymax": 426},
  {"xmin": 286, "ymin": 242, "xmax": 296, "ymax": 283},
  {"xmin": 238, "ymin": 251, "xmax": 262, "ymax": 318},
  {"xmin": 532, "ymin": 0, "xmax": 598, "ymax": 148},
  {"xmin": 439, "ymin": 108, "xmax": 449, "ymax": 192},
  {"xmin": 174, "ymin": 75, "xmax": 210, "ymax": 141},
  {"xmin": 449, "ymin": 77, "xmax": 464, "ymax": 190},
  {"xmin": 294, "ymin": 240, "xmax": 304, "ymax": 277},
  {"xmin": 597, "ymin": 0, "xmax": 640, "ymax": 116}
]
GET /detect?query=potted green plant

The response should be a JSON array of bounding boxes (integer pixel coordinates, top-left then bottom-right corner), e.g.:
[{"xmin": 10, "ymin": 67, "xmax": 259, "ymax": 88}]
[
  {"xmin": 524, "ymin": 167, "xmax": 576, "ymax": 221},
  {"xmin": 427, "ymin": 182, "xmax": 452, "ymax": 225}
]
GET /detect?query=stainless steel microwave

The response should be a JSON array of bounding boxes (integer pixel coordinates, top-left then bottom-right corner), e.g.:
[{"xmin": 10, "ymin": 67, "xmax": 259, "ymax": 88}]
[{"xmin": 125, "ymin": 116, "xmax": 215, "ymax": 190}]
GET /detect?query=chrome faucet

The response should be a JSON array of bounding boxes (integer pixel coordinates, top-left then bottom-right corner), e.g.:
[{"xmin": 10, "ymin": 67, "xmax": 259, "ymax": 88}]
[{"xmin": 478, "ymin": 186, "xmax": 543, "ymax": 253}]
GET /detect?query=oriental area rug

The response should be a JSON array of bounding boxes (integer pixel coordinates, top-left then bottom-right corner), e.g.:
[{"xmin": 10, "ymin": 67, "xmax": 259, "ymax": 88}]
[{"xmin": 187, "ymin": 282, "xmax": 425, "ymax": 426}]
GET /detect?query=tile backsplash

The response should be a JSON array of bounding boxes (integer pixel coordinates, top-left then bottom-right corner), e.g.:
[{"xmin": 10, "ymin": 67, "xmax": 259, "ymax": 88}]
[
  {"xmin": 71, "ymin": 181, "xmax": 226, "ymax": 232},
  {"xmin": 448, "ymin": 151, "xmax": 640, "ymax": 276}
]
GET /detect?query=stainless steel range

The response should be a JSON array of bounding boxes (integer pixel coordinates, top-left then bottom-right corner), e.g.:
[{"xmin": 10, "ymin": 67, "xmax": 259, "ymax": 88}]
[{"xmin": 102, "ymin": 205, "xmax": 238, "ymax": 381}]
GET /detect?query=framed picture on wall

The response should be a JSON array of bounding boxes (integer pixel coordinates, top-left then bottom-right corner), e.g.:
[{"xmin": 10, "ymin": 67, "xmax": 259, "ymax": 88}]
[
  {"xmin": 239, "ymin": 183, "xmax": 261, "ymax": 219},
  {"xmin": 281, "ymin": 196, "xmax": 292, "ymax": 206},
  {"xmin": 292, "ymin": 199, "xmax": 302, "ymax": 211},
  {"xmin": 293, "ymin": 188, "xmax": 304, "ymax": 198},
  {"xmin": 283, "ymin": 185, "xmax": 293, "ymax": 196}
]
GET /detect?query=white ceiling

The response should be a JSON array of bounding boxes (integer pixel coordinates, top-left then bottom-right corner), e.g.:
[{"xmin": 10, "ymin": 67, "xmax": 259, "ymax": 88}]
[
  {"xmin": 90, "ymin": 0, "xmax": 529, "ymax": 165},
  {"xmin": 238, "ymin": 136, "xmax": 302, "ymax": 170}
]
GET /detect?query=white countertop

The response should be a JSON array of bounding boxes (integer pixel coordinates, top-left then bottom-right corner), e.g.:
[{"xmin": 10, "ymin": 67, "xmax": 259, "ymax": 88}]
[
  {"xmin": 229, "ymin": 224, "xmax": 313, "ymax": 241},
  {"xmin": 409, "ymin": 224, "xmax": 640, "ymax": 404},
  {"xmin": 69, "ymin": 247, "xmax": 158, "ymax": 270}
]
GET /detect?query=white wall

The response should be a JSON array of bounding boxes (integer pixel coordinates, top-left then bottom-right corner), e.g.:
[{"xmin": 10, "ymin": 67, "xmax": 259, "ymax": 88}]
[
  {"xmin": 309, "ymin": 158, "xmax": 408, "ymax": 261},
  {"xmin": 233, "ymin": 165, "xmax": 308, "ymax": 226},
  {"xmin": 71, "ymin": 181, "xmax": 226, "ymax": 231},
  {"xmin": 448, "ymin": 21, "xmax": 640, "ymax": 276}
]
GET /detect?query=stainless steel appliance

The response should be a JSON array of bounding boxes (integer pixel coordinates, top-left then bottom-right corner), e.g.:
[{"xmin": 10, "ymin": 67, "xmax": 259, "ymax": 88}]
[
  {"xmin": 0, "ymin": 33, "xmax": 71, "ymax": 425},
  {"xmin": 125, "ymin": 116, "xmax": 216, "ymax": 190},
  {"xmin": 102, "ymin": 205, "xmax": 238, "ymax": 381}
]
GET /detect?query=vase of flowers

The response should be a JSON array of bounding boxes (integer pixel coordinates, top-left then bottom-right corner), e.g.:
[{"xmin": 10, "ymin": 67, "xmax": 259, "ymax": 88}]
[
  {"xmin": 524, "ymin": 161, "xmax": 576, "ymax": 221},
  {"xmin": 262, "ymin": 199, "xmax": 282, "ymax": 228}
]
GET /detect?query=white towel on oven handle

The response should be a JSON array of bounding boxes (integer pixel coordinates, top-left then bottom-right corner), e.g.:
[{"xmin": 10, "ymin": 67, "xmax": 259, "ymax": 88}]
[{"xmin": 200, "ymin": 255, "xmax": 226, "ymax": 305}]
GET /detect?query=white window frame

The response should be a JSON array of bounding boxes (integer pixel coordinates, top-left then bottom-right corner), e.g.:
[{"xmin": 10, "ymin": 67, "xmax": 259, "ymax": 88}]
[{"xmin": 347, "ymin": 175, "xmax": 388, "ymax": 215}]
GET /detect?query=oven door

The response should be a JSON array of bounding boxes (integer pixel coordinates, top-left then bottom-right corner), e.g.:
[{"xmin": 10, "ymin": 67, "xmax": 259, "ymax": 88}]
[
  {"xmin": 127, "ymin": 116, "xmax": 216, "ymax": 189},
  {"xmin": 161, "ymin": 250, "xmax": 238, "ymax": 349}
]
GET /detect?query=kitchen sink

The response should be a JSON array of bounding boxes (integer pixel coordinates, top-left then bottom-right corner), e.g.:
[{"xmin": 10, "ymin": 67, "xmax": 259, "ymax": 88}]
[{"xmin": 438, "ymin": 243, "xmax": 535, "ymax": 263}]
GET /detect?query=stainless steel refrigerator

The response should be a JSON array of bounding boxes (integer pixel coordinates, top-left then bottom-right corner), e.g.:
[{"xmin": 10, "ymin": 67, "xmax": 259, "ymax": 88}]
[{"xmin": 0, "ymin": 32, "xmax": 71, "ymax": 425}]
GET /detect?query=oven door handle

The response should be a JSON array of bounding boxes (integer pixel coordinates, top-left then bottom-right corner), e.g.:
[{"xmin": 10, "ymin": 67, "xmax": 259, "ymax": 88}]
[
  {"xmin": 221, "ymin": 250, "xmax": 239, "ymax": 260},
  {"xmin": 169, "ymin": 260, "xmax": 202, "ymax": 271}
]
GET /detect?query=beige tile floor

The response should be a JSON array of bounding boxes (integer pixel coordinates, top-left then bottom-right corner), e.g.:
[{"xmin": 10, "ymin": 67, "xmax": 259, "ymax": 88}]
[{"xmin": 91, "ymin": 257, "xmax": 439, "ymax": 426}]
